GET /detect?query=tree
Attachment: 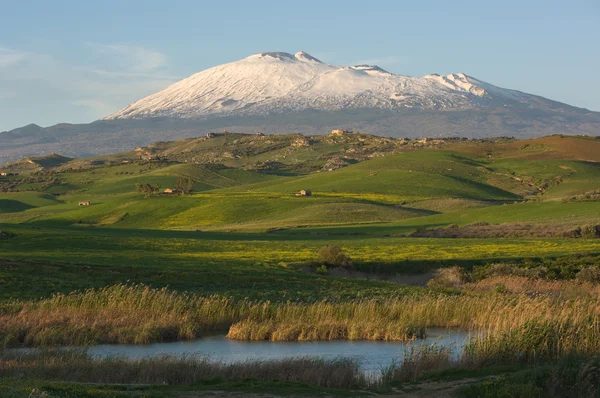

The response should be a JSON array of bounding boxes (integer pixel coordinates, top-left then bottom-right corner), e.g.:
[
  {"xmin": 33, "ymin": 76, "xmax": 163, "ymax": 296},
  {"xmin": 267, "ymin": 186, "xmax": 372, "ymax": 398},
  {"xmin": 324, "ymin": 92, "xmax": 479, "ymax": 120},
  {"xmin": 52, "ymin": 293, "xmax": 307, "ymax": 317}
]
[
  {"xmin": 175, "ymin": 177, "xmax": 194, "ymax": 194},
  {"xmin": 136, "ymin": 183, "xmax": 161, "ymax": 197}
]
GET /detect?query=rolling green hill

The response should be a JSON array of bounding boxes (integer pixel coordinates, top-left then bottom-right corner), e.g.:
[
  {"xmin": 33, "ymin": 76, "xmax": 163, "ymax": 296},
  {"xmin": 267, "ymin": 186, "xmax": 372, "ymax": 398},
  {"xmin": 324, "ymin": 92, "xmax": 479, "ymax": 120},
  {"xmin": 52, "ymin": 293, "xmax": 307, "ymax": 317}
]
[{"xmin": 2, "ymin": 134, "xmax": 600, "ymax": 232}]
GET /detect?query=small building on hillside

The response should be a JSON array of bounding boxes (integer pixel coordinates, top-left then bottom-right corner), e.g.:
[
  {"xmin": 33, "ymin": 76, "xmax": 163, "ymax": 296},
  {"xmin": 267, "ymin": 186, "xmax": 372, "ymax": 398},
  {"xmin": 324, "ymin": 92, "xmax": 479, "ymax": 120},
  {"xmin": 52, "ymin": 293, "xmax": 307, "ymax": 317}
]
[
  {"xmin": 164, "ymin": 188, "xmax": 182, "ymax": 195},
  {"xmin": 0, "ymin": 172, "xmax": 17, "ymax": 176},
  {"xmin": 164, "ymin": 188, "xmax": 175, "ymax": 194},
  {"xmin": 295, "ymin": 189, "xmax": 312, "ymax": 197},
  {"xmin": 78, "ymin": 201, "xmax": 91, "ymax": 206}
]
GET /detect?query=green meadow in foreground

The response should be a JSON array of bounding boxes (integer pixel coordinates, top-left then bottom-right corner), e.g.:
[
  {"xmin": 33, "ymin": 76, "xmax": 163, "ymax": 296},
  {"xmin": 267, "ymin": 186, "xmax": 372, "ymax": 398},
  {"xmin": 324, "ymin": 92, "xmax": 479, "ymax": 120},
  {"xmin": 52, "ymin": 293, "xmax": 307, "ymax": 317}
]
[{"xmin": 2, "ymin": 133, "xmax": 600, "ymax": 396}]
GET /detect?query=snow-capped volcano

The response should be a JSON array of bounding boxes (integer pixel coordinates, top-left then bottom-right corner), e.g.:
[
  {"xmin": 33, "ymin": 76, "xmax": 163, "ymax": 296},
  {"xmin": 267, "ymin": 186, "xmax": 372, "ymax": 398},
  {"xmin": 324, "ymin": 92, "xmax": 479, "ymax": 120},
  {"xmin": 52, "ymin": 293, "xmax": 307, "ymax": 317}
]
[
  {"xmin": 105, "ymin": 51, "xmax": 531, "ymax": 120},
  {"xmin": 3, "ymin": 51, "xmax": 598, "ymax": 164}
]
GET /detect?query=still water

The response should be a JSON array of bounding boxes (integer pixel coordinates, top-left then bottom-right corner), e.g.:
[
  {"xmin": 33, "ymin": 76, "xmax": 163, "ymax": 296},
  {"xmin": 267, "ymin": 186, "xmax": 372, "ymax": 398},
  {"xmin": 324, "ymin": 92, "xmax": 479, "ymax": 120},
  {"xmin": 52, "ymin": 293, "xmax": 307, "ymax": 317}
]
[{"xmin": 85, "ymin": 328, "xmax": 471, "ymax": 372}]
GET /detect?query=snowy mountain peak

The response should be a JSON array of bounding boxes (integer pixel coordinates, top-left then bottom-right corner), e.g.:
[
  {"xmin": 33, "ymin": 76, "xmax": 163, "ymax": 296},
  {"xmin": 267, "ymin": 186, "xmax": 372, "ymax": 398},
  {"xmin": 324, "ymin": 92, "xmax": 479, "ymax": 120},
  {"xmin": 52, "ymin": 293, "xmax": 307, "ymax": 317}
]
[
  {"xmin": 351, "ymin": 65, "xmax": 391, "ymax": 74},
  {"xmin": 245, "ymin": 51, "xmax": 322, "ymax": 64},
  {"xmin": 104, "ymin": 51, "xmax": 541, "ymax": 121},
  {"xmin": 247, "ymin": 52, "xmax": 296, "ymax": 62},
  {"xmin": 295, "ymin": 51, "xmax": 323, "ymax": 63}
]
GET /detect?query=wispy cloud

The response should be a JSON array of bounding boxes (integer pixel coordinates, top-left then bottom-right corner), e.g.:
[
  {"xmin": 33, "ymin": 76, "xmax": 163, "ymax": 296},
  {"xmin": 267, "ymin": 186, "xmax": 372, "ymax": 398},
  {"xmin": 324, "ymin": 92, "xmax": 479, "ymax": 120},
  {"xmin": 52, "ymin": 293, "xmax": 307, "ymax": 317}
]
[
  {"xmin": 0, "ymin": 47, "xmax": 27, "ymax": 68},
  {"xmin": 0, "ymin": 43, "xmax": 179, "ymax": 127},
  {"xmin": 91, "ymin": 43, "xmax": 168, "ymax": 72}
]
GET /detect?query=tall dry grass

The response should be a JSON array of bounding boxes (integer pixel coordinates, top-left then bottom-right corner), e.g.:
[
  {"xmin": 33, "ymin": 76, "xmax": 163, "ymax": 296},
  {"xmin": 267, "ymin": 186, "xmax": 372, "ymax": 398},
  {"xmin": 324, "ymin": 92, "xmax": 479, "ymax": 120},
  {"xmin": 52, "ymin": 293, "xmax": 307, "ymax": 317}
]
[
  {"xmin": 467, "ymin": 275, "xmax": 600, "ymax": 298},
  {"xmin": 0, "ymin": 284, "xmax": 250, "ymax": 346},
  {"xmin": 2, "ymin": 283, "xmax": 600, "ymax": 364},
  {"xmin": 0, "ymin": 350, "xmax": 368, "ymax": 389}
]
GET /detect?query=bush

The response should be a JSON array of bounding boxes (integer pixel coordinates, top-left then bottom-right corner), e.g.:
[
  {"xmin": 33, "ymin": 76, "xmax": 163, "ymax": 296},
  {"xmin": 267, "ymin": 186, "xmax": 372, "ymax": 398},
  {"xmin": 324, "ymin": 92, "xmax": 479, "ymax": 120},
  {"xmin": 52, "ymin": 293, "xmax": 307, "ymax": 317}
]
[
  {"xmin": 317, "ymin": 245, "xmax": 352, "ymax": 269},
  {"xmin": 0, "ymin": 230, "xmax": 14, "ymax": 240},
  {"xmin": 427, "ymin": 266, "xmax": 469, "ymax": 290},
  {"xmin": 316, "ymin": 265, "xmax": 329, "ymax": 275},
  {"xmin": 481, "ymin": 263, "xmax": 548, "ymax": 280},
  {"xmin": 576, "ymin": 267, "xmax": 600, "ymax": 284}
]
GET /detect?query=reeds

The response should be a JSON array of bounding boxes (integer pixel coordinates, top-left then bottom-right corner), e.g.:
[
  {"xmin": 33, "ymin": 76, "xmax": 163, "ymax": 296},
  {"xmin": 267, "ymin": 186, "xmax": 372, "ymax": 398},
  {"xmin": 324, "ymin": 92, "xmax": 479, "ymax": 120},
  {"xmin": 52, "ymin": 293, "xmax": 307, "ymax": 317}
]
[
  {"xmin": 0, "ymin": 350, "xmax": 369, "ymax": 389},
  {"xmin": 2, "ymin": 283, "xmax": 600, "ymax": 363},
  {"xmin": 0, "ymin": 284, "xmax": 248, "ymax": 346}
]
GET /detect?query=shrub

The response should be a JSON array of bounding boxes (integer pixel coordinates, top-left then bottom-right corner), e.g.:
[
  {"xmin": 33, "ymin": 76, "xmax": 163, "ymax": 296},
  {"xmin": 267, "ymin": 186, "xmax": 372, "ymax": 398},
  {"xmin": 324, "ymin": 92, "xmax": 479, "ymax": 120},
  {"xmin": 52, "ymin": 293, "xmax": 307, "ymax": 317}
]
[
  {"xmin": 318, "ymin": 245, "xmax": 352, "ymax": 269},
  {"xmin": 482, "ymin": 263, "xmax": 548, "ymax": 279},
  {"xmin": 427, "ymin": 266, "xmax": 469, "ymax": 290},
  {"xmin": 316, "ymin": 265, "xmax": 328, "ymax": 275},
  {"xmin": 576, "ymin": 267, "xmax": 600, "ymax": 284}
]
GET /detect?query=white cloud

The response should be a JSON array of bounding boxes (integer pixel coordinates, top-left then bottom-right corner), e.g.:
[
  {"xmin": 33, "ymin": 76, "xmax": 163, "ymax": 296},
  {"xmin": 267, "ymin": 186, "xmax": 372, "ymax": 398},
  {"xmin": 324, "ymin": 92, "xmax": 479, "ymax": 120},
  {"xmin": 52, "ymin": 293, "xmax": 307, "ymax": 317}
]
[
  {"xmin": 0, "ymin": 47, "xmax": 27, "ymax": 68},
  {"xmin": 92, "ymin": 43, "xmax": 168, "ymax": 72}
]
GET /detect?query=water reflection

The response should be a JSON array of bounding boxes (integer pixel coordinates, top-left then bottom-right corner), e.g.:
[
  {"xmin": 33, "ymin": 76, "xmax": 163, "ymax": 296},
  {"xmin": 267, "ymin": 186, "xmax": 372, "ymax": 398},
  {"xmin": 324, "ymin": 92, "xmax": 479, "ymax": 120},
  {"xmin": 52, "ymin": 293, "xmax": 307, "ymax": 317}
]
[{"xmin": 86, "ymin": 328, "xmax": 471, "ymax": 372}]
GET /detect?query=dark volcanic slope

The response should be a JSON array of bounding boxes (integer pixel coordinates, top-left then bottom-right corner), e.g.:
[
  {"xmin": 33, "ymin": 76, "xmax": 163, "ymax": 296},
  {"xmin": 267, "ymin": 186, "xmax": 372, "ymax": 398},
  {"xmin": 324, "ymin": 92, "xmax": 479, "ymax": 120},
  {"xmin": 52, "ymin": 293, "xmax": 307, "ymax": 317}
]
[{"xmin": 2, "ymin": 107, "xmax": 599, "ymax": 164}]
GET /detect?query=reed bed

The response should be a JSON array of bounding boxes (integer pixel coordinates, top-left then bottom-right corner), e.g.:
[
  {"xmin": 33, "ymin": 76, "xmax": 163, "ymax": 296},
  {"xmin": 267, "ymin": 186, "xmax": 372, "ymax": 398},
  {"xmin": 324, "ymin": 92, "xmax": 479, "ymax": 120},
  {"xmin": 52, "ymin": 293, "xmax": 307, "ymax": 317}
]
[
  {"xmin": 0, "ymin": 350, "xmax": 369, "ymax": 389},
  {"xmin": 2, "ymin": 283, "xmax": 600, "ymax": 362},
  {"xmin": 0, "ymin": 284, "xmax": 249, "ymax": 346}
]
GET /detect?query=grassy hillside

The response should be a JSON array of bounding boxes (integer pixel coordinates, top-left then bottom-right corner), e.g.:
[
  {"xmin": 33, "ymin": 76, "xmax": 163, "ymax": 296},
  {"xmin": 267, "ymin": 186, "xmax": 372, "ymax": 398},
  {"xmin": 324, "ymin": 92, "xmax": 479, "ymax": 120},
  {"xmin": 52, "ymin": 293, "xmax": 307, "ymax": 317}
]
[
  {"xmin": 246, "ymin": 151, "xmax": 520, "ymax": 200},
  {"xmin": 2, "ymin": 134, "xmax": 600, "ymax": 232}
]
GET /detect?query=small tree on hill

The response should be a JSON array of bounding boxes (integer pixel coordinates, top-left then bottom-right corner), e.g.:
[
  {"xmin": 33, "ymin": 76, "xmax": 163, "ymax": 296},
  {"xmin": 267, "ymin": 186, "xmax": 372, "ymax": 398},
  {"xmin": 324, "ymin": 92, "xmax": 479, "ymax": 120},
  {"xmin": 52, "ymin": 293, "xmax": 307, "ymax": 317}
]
[
  {"xmin": 175, "ymin": 177, "xmax": 194, "ymax": 194},
  {"xmin": 318, "ymin": 245, "xmax": 352, "ymax": 269}
]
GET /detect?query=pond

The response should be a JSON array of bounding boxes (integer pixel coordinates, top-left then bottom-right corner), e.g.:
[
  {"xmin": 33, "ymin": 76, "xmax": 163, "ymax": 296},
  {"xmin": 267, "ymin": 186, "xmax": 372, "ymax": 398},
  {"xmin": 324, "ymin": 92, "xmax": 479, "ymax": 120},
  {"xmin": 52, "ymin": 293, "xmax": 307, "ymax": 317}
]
[{"xmin": 85, "ymin": 328, "xmax": 471, "ymax": 373}]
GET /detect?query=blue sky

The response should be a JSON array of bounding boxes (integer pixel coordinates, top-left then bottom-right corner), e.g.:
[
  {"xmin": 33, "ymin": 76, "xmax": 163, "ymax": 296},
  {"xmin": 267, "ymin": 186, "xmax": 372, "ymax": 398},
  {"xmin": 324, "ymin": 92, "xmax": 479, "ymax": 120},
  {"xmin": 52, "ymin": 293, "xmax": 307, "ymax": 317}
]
[{"xmin": 1, "ymin": 0, "xmax": 599, "ymax": 131}]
